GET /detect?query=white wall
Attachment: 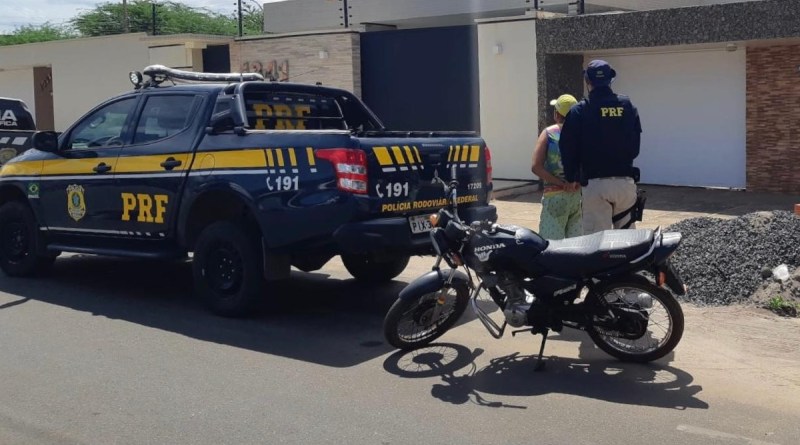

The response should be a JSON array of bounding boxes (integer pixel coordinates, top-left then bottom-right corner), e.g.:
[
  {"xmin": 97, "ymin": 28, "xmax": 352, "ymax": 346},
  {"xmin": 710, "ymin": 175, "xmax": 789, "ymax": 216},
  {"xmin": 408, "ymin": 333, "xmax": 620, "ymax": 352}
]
[
  {"xmin": 478, "ymin": 18, "xmax": 538, "ymax": 181},
  {"xmin": 0, "ymin": 34, "xmax": 151, "ymax": 131},
  {"xmin": 0, "ymin": 34, "xmax": 228, "ymax": 132},
  {"xmin": 589, "ymin": 48, "xmax": 746, "ymax": 188},
  {"xmin": 0, "ymin": 68, "xmax": 36, "ymax": 121}
]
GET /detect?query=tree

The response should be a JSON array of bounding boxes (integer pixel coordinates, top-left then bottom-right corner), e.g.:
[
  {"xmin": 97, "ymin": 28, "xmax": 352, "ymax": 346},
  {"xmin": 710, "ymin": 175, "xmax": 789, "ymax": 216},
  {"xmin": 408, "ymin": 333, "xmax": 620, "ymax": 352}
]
[
  {"xmin": 70, "ymin": 1, "xmax": 262, "ymax": 37},
  {"xmin": 241, "ymin": 0, "xmax": 265, "ymax": 36},
  {"xmin": 0, "ymin": 23, "xmax": 76, "ymax": 46}
]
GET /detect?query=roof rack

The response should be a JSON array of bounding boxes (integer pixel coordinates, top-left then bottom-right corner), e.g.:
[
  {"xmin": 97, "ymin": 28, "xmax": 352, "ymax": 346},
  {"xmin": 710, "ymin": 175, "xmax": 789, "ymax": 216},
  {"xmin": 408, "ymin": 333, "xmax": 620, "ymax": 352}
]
[{"xmin": 129, "ymin": 64, "xmax": 265, "ymax": 89}]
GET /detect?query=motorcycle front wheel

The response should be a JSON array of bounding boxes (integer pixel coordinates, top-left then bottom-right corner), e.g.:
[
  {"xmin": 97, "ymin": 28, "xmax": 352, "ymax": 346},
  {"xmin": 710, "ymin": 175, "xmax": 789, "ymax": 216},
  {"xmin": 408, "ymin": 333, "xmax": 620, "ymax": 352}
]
[
  {"xmin": 586, "ymin": 278, "xmax": 684, "ymax": 363},
  {"xmin": 383, "ymin": 281, "xmax": 470, "ymax": 350}
]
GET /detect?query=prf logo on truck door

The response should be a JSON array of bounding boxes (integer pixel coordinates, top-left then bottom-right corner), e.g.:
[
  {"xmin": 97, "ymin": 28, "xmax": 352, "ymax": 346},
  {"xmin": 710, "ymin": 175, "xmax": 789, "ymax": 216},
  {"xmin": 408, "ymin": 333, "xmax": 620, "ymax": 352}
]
[{"xmin": 121, "ymin": 193, "xmax": 168, "ymax": 224}]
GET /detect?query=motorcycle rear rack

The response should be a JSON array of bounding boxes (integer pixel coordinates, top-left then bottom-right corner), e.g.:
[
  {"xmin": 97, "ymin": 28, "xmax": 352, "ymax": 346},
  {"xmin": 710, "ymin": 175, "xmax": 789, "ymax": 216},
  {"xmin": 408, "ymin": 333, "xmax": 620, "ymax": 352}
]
[{"xmin": 469, "ymin": 285, "xmax": 507, "ymax": 339}]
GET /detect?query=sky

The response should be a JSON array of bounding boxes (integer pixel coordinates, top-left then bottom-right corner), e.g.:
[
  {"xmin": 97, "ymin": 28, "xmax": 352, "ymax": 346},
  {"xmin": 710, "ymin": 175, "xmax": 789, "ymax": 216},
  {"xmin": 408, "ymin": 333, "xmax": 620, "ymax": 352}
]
[{"xmin": 0, "ymin": 0, "xmax": 286, "ymax": 34}]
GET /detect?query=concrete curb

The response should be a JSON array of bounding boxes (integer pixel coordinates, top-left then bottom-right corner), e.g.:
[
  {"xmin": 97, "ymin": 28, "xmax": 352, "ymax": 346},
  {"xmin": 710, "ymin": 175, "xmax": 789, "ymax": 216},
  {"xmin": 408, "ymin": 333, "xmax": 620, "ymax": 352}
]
[{"xmin": 492, "ymin": 182, "xmax": 539, "ymax": 200}]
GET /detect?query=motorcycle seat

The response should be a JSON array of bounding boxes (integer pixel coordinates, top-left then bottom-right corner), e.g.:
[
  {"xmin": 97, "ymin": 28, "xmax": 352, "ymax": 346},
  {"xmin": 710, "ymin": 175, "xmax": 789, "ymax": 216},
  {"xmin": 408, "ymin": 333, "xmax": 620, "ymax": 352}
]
[{"xmin": 537, "ymin": 229, "xmax": 654, "ymax": 277}]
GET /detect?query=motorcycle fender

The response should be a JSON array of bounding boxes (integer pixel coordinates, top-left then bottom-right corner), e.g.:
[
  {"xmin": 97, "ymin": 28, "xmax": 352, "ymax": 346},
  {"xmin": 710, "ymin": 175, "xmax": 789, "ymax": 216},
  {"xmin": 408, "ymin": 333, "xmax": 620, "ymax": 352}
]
[
  {"xmin": 657, "ymin": 261, "xmax": 687, "ymax": 296},
  {"xmin": 398, "ymin": 270, "xmax": 470, "ymax": 302}
]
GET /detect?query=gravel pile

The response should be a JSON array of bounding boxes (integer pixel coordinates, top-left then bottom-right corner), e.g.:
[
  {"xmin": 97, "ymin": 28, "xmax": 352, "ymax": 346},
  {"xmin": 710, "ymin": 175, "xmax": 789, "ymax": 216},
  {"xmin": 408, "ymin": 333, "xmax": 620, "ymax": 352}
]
[{"xmin": 664, "ymin": 211, "xmax": 800, "ymax": 306}]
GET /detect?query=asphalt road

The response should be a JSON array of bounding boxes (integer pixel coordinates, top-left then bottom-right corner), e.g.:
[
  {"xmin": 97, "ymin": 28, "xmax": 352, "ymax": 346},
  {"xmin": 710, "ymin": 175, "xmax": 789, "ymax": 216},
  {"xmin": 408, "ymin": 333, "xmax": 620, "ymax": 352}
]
[{"xmin": 1, "ymin": 250, "xmax": 798, "ymax": 444}]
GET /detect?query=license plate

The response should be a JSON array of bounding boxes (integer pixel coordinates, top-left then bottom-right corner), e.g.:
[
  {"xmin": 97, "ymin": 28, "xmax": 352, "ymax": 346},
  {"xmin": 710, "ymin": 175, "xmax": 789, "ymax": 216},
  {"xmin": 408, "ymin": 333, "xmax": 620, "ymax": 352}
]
[{"xmin": 409, "ymin": 215, "xmax": 434, "ymax": 234}]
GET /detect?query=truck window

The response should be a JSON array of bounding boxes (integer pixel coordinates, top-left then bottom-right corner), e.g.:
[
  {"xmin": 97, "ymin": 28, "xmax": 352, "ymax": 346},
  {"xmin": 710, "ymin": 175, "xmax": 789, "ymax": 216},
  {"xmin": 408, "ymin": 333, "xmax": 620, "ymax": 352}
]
[
  {"xmin": 66, "ymin": 97, "xmax": 137, "ymax": 150},
  {"xmin": 244, "ymin": 92, "xmax": 346, "ymax": 131},
  {"xmin": 133, "ymin": 95, "xmax": 201, "ymax": 145}
]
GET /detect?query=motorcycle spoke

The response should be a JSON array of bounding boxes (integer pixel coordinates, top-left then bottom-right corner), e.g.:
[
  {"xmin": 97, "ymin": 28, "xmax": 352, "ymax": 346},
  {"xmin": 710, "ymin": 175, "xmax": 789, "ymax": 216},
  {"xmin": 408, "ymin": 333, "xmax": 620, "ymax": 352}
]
[
  {"xmin": 395, "ymin": 288, "xmax": 458, "ymax": 342},
  {"xmin": 597, "ymin": 287, "xmax": 674, "ymax": 355}
]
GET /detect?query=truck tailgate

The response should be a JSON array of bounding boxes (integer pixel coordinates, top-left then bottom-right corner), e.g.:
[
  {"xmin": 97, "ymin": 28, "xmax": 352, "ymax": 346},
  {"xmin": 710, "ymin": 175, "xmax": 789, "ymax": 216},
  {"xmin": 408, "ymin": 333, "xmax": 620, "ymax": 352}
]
[{"xmin": 356, "ymin": 135, "xmax": 491, "ymax": 219}]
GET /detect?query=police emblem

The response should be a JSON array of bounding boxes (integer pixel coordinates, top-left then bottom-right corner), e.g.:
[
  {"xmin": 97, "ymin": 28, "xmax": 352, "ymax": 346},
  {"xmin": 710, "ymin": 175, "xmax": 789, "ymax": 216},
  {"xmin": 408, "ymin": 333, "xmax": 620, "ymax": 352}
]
[
  {"xmin": 66, "ymin": 184, "xmax": 86, "ymax": 221},
  {"xmin": 0, "ymin": 147, "xmax": 17, "ymax": 165}
]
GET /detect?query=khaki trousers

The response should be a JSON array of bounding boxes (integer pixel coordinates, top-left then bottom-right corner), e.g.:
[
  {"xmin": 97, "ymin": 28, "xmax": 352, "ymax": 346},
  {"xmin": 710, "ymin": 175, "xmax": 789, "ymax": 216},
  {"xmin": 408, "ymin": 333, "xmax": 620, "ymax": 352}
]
[{"xmin": 581, "ymin": 177, "xmax": 637, "ymax": 235}]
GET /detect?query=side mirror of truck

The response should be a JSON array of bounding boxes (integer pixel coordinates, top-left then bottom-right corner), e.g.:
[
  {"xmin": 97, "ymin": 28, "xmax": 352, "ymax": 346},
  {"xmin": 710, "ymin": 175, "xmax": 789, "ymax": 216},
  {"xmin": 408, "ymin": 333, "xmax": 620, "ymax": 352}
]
[{"xmin": 31, "ymin": 131, "xmax": 60, "ymax": 153}]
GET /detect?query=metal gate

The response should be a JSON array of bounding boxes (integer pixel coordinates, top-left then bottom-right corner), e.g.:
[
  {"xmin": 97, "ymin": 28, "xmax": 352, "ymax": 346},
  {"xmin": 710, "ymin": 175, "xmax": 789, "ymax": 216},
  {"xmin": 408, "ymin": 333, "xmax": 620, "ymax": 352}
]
[{"xmin": 360, "ymin": 25, "xmax": 480, "ymax": 132}]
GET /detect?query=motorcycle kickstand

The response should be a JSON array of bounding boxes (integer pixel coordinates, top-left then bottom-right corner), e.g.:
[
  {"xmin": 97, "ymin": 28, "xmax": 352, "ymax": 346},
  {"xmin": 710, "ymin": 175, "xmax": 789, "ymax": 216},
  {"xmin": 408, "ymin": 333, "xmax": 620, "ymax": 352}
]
[{"xmin": 534, "ymin": 329, "xmax": 549, "ymax": 372}]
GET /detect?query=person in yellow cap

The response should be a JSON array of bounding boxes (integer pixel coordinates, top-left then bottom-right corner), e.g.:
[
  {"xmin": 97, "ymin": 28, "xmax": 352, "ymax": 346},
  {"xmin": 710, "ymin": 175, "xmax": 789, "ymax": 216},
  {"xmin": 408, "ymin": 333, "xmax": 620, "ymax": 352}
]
[{"xmin": 531, "ymin": 94, "xmax": 582, "ymax": 240}]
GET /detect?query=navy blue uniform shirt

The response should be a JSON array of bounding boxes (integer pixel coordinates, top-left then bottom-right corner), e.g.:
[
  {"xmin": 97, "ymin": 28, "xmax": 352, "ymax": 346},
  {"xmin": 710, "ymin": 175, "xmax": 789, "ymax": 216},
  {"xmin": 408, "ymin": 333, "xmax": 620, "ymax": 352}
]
[{"xmin": 559, "ymin": 86, "xmax": 642, "ymax": 184}]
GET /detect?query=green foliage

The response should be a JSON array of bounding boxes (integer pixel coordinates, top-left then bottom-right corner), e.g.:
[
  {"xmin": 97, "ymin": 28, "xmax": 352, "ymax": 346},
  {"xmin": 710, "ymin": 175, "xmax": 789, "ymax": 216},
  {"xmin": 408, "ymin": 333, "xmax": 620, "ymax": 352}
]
[
  {"xmin": 0, "ymin": 1, "xmax": 263, "ymax": 47},
  {"xmin": 0, "ymin": 23, "xmax": 76, "ymax": 46},
  {"xmin": 766, "ymin": 296, "xmax": 799, "ymax": 317},
  {"xmin": 69, "ymin": 1, "xmax": 262, "ymax": 37}
]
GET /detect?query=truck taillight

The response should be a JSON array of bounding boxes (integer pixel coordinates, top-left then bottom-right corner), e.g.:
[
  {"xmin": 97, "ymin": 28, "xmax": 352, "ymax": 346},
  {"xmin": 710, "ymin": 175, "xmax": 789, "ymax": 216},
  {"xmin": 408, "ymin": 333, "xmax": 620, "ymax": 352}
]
[
  {"xmin": 484, "ymin": 146, "xmax": 493, "ymax": 185},
  {"xmin": 315, "ymin": 148, "xmax": 368, "ymax": 194}
]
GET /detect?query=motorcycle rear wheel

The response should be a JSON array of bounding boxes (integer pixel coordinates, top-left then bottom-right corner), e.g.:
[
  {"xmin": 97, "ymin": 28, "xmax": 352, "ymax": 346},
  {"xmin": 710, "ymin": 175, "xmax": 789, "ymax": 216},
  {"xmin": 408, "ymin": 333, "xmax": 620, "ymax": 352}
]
[
  {"xmin": 587, "ymin": 278, "xmax": 684, "ymax": 363},
  {"xmin": 383, "ymin": 282, "xmax": 470, "ymax": 350}
]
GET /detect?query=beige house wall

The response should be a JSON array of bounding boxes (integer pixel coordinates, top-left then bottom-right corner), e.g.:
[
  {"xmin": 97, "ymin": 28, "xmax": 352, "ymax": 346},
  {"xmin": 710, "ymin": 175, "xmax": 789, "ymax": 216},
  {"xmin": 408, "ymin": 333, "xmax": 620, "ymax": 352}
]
[
  {"xmin": 0, "ymin": 33, "xmax": 232, "ymax": 132},
  {"xmin": 231, "ymin": 30, "xmax": 361, "ymax": 97},
  {"xmin": 477, "ymin": 18, "xmax": 538, "ymax": 181}
]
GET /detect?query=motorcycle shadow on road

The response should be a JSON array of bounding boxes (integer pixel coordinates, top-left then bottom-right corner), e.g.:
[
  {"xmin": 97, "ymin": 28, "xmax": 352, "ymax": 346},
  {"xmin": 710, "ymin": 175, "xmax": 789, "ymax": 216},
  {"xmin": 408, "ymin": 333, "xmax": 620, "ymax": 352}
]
[
  {"xmin": 0, "ymin": 255, "xmax": 421, "ymax": 368},
  {"xmin": 382, "ymin": 340, "xmax": 709, "ymax": 411}
]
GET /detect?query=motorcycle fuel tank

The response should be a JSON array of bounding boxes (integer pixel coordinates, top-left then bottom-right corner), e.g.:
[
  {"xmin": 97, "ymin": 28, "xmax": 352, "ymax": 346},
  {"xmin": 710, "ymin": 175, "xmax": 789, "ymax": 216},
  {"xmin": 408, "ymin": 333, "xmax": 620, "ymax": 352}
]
[{"xmin": 465, "ymin": 224, "xmax": 548, "ymax": 275}]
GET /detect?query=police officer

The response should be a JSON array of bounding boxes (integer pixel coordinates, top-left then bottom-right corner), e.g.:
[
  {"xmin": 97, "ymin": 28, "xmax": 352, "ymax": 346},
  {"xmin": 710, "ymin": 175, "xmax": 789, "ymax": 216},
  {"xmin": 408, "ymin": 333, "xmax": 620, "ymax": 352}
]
[{"xmin": 559, "ymin": 59, "xmax": 642, "ymax": 234}]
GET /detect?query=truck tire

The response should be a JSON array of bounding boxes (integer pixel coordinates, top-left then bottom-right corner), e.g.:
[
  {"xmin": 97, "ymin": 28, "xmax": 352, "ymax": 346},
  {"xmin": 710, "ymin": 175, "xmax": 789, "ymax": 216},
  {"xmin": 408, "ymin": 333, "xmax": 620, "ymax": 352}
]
[
  {"xmin": 0, "ymin": 201, "xmax": 56, "ymax": 277},
  {"xmin": 342, "ymin": 254, "xmax": 410, "ymax": 283},
  {"xmin": 192, "ymin": 221, "xmax": 264, "ymax": 317}
]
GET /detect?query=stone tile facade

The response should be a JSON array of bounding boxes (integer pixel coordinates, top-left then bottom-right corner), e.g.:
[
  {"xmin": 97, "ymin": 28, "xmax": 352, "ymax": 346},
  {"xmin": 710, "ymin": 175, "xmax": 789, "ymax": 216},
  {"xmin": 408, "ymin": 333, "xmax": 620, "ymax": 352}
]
[
  {"xmin": 746, "ymin": 44, "xmax": 800, "ymax": 193},
  {"xmin": 230, "ymin": 30, "xmax": 361, "ymax": 96},
  {"xmin": 537, "ymin": 53, "xmax": 583, "ymax": 132}
]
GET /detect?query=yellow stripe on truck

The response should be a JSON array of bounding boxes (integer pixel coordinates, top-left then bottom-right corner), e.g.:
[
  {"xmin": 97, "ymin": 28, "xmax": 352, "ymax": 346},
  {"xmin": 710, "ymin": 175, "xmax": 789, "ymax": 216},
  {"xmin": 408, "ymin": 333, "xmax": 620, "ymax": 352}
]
[
  {"xmin": 373, "ymin": 146, "xmax": 393, "ymax": 166},
  {"xmin": 306, "ymin": 147, "xmax": 315, "ymax": 166},
  {"xmin": 0, "ymin": 160, "xmax": 43, "ymax": 176},
  {"xmin": 403, "ymin": 146, "xmax": 415, "ymax": 165},
  {"xmin": 115, "ymin": 153, "xmax": 193, "ymax": 173},
  {"xmin": 470, "ymin": 145, "xmax": 480, "ymax": 162},
  {"xmin": 391, "ymin": 146, "xmax": 406, "ymax": 165},
  {"xmin": 208, "ymin": 149, "xmax": 267, "ymax": 169},
  {"xmin": 265, "ymin": 149, "xmax": 275, "ymax": 167},
  {"xmin": 41, "ymin": 157, "xmax": 118, "ymax": 175}
]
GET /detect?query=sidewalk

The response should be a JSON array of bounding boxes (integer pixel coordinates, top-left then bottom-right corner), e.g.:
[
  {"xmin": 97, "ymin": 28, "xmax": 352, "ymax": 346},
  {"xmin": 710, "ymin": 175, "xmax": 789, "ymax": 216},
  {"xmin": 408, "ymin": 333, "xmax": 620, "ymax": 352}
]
[{"xmin": 491, "ymin": 182, "xmax": 800, "ymax": 230}]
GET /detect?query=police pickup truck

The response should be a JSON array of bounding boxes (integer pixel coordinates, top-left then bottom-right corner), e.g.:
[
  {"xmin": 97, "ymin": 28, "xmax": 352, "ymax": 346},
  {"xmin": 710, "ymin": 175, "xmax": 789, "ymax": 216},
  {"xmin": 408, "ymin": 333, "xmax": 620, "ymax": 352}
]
[
  {"xmin": 0, "ymin": 97, "xmax": 37, "ymax": 166},
  {"xmin": 0, "ymin": 65, "xmax": 496, "ymax": 316}
]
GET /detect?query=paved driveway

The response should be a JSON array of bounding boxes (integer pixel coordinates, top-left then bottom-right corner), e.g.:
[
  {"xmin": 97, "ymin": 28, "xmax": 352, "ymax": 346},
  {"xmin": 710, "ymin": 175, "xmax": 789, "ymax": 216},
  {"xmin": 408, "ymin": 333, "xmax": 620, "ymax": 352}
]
[{"xmin": 0, "ymin": 187, "xmax": 798, "ymax": 444}]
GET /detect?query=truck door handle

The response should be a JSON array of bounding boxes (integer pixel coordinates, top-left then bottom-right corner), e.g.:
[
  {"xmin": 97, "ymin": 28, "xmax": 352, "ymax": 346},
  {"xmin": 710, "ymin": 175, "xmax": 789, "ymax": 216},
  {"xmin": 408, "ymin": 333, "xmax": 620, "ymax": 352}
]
[
  {"xmin": 160, "ymin": 157, "xmax": 182, "ymax": 170},
  {"xmin": 93, "ymin": 162, "xmax": 112, "ymax": 174}
]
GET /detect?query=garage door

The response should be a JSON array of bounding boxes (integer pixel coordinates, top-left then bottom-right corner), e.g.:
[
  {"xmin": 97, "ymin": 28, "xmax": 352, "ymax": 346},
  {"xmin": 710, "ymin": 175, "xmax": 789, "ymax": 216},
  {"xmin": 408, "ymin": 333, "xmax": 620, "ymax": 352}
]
[{"xmin": 589, "ymin": 49, "xmax": 746, "ymax": 188}]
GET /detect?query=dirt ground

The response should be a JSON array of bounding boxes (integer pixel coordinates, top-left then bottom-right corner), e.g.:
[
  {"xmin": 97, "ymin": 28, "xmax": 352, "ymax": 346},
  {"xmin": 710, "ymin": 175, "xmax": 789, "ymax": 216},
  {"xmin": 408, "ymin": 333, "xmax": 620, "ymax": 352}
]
[{"xmin": 750, "ymin": 266, "xmax": 800, "ymax": 316}]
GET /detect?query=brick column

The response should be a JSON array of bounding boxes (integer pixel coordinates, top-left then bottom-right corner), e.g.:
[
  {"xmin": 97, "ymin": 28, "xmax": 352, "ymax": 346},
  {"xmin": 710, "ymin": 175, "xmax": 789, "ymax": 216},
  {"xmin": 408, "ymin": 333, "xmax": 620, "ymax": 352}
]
[{"xmin": 746, "ymin": 44, "xmax": 800, "ymax": 193}]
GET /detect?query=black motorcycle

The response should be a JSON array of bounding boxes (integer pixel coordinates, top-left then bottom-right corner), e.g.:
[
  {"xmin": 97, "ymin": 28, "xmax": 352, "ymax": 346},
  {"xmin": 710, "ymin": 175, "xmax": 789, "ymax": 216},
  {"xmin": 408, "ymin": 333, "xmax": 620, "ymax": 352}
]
[{"xmin": 383, "ymin": 172, "xmax": 686, "ymax": 369}]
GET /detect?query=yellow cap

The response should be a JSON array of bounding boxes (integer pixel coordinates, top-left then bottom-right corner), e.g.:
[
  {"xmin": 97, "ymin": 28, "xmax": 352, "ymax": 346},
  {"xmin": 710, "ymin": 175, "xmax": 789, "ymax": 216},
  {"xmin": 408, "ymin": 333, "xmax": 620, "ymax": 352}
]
[{"xmin": 549, "ymin": 94, "xmax": 578, "ymax": 117}]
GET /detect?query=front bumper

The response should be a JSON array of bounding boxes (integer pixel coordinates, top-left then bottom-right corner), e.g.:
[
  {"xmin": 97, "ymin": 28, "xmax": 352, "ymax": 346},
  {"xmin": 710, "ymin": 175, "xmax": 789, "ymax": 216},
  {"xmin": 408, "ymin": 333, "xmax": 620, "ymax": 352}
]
[{"xmin": 333, "ymin": 205, "xmax": 497, "ymax": 256}]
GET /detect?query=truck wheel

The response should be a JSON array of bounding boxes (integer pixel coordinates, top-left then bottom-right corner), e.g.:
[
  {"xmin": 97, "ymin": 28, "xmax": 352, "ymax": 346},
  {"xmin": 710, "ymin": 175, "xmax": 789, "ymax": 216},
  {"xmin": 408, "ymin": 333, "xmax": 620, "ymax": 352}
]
[
  {"xmin": 192, "ymin": 221, "xmax": 264, "ymax": 317},
  {"xmin": 0, "ymin": 201, "xmax": 56, "ymax": 277},
  {"xmin": 342, "ymin": 254, "xmax": 410, "ymax": 283}
]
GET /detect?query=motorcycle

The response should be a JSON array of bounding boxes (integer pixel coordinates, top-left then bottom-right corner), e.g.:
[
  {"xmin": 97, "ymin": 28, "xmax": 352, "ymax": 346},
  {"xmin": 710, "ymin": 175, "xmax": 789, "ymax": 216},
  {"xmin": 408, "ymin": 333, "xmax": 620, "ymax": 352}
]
[{"xmin": 383, "ymin": 170, "xmax": 686, "ymax": 370}]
